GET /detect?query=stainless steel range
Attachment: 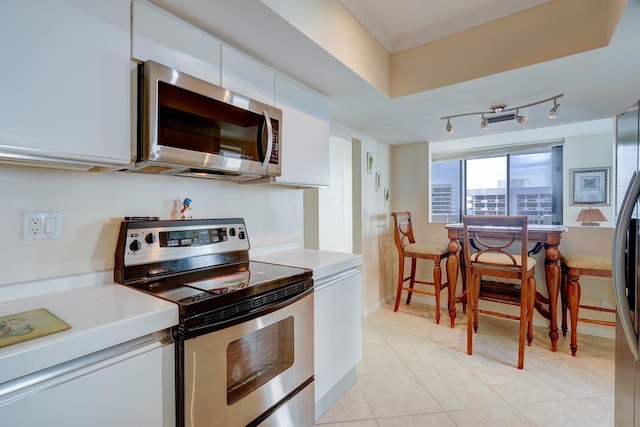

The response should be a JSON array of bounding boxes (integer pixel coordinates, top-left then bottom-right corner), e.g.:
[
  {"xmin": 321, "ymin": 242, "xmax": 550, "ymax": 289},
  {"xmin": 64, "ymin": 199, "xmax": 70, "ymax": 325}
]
[{"xmin": 114, "ymin": 218, "xmax": 314, "ymax": 427}]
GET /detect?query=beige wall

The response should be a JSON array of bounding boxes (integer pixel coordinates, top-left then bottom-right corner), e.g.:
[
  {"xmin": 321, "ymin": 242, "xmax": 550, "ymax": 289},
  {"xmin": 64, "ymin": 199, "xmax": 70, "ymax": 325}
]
[{"xmin": 0, "ymin": 165, "xmax": 304, "ymax": 286}]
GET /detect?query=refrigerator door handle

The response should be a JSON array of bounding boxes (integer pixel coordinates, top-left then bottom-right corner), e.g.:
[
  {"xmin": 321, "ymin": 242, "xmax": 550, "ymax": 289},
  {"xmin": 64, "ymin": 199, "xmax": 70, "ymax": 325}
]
[{"xmin": 613, "ymin": 171, "xmax": 640, "ymax": 361}]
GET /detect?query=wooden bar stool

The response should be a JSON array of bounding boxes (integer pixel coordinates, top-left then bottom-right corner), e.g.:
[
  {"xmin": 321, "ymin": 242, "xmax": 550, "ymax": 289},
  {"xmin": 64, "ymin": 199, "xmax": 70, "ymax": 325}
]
[
  {"xmin": 561, "ymin": 252, "xmax": 614, "ymax": 356},
  {"xmin": 391, "ymin": 212, "xmax": 450, "ymax": 324},
  {"xmin": 462, "ymin": 215, "xmax": 537, "ymax": 370}
]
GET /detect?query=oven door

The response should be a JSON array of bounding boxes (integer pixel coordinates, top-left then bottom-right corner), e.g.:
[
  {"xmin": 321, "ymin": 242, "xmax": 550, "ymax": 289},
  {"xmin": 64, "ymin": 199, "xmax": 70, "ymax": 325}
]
[{"xmin": 183, "ymin": 292, "xmax": 314, "ymax": 427}]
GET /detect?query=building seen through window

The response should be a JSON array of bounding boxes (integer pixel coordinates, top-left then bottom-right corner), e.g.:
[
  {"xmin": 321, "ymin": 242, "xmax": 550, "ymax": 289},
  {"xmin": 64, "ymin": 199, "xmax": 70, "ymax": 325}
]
[{"xmin": 431, "ymin": 146, "xmax": 562, "ymax": 224}]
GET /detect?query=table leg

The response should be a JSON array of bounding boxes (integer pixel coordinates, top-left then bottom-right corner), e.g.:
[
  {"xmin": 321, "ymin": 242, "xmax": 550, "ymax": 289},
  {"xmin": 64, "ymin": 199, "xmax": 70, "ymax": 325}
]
[
  {"xmin": 545, "ymin": 244, "xmax": 562, "ymax": 351},
  {"xmin": 447, "ymin": 237, "xmax": 460, "ymax": 328}
]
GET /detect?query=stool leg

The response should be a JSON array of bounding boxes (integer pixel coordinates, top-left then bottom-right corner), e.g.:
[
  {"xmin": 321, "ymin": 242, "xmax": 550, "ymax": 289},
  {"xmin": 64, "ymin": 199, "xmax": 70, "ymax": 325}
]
[
  {"xmin": 527, "ymin": 276, "xmax": 536, "ymax": 346},
  {"xmin": 434, "ymin": 259, "xmax": 442, "ymax": 324},
  {"xmin": 406, "ymin": 258, "xmax": 417, "ymax": 305},
  {"xmin": 394, "ymin": 255, "xmax": 405, "ymax": 311},
  {"xmin": 473, "ymin": 275, "xmax": 480, "ymax": 333},
  {"xmin": 467, "ymin": 273, "xmax": 478, "ymax": 356},
  {"xmin": 567, "ymin": 269, "xmax": 581, "ymax": 356},
  {"xmin": 561, "ymin": 265, "xmax": 568, "ymax": 337}
]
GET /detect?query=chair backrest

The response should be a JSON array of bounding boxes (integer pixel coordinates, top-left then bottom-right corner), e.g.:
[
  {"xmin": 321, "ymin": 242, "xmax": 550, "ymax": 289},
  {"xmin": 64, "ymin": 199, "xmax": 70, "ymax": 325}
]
[
  {"xmin": 391, "ymin": 212, "xmax": 416, "ymax": 253},
  {"xmin": 462, "ymin": 215, "xmax": 529, "ymax": 280}
]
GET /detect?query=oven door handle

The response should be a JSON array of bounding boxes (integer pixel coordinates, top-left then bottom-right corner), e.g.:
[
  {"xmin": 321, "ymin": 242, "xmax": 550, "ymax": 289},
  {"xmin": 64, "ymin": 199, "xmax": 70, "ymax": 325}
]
[{"xmin": 184, "ymin": 286, "xmax": 313, "ymax": 339}]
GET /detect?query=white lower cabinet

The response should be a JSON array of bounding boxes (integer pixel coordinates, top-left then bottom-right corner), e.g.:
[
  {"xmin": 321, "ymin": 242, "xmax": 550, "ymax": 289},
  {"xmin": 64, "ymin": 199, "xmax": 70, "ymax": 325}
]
[
  {"xmin": 314, "ymin": 268, "xmax": 362, "ymax": 419},
  {"xmin": 0, "ymin": 335, "xmax": 174, "ymax": 427}
]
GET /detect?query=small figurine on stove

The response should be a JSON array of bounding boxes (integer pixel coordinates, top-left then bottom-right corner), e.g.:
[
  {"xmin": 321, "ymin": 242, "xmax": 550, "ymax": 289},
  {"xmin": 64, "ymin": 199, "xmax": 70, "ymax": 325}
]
[{"xmin": 181, "ymin": 198, "xmax": 193, "ymax": 220}]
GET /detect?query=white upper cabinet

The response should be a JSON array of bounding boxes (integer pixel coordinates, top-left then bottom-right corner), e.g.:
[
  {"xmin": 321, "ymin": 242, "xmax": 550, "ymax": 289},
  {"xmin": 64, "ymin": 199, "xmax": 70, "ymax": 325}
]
[
  {"xmin": 274, "ymin": 75, "xmax": 330, "ymax": 187},
  {"xmin": 131, "ymin": 0, "xmax": 221, "ymax": 85},
  {"xmin": 0, "ymin": 0, "xmax": 131, "ymax": 168},
  {"xmin": 221, "ymin": 45, "xmax": 275, "ymax": 105}
]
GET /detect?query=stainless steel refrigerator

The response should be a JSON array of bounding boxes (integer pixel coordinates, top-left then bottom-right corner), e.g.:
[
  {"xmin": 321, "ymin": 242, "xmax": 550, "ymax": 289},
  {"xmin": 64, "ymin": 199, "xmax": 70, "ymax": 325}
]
[{"xmin": 613, "ymin": 100, "xmax": 640, "ymax": 426}]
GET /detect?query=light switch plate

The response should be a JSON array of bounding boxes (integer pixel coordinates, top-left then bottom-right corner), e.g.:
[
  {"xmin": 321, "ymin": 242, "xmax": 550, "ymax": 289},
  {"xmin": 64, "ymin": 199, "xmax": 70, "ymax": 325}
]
[{"xmin": 23, "ymin": 212, "xmax": 62, "ymax": 240}]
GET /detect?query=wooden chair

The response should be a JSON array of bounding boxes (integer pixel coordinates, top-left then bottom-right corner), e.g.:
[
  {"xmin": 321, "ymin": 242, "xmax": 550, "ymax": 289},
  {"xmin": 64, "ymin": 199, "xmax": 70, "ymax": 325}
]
[
  {"xmin": 462, "ymin": 215, "xmax": 537, "ymax": 369},
  {"xmin": 561, "ymin": 252, "xmax": 614, "ymax": 356},
  {"xmin": 391, "ymin": 212, "xmax": 450, "ymax": 324}
]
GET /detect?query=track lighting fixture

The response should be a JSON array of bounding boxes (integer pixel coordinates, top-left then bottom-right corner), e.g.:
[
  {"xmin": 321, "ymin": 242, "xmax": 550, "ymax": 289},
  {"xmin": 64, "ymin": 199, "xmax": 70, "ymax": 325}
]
[
  {"xmin": 515, "ymin": 109, "xmax": 527, "ymax": 124},
  {"xmin": 441, "ymin": 93, "xmax": 563, "ymax": 133},
  {"xmin": 548, "ymin": 99, "xmax": 561, "ymax": 118},
  {"xmin": 445, "ymin": 118, "xmax": 453, "ymax": 133}
]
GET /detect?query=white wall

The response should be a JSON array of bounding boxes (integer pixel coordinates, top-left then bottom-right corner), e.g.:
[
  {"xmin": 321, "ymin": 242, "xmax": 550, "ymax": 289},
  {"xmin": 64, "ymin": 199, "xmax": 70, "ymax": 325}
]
[
  {"xmin": 563, "ymin": 133, "xmax": 615, "ymax": 227},
  {"xmin": 0, "ymin": 165, "xmax": 304, "ymax": 287},
  {"xmin": 318, "ymin": 136, "xmax": 353, "ymax": 253},
  {"xmin": 332, "ymin": 123, "xmax": 392, "ymax": 315}
]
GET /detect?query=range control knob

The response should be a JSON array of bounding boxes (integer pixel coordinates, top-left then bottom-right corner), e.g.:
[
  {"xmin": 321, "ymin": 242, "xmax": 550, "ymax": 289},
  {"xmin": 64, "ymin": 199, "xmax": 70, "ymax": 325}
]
[
  {"xmin": 229, "ymin": 228, "xmax": 236, "ymax": 237},
  {"xmin": 129, "ymin": 239, "xmax": 142, "ymax": 252},
  {"xmin": 145, "ymin": 233, "xmax": 156, "ymax": 244},
  {"xmin": 238, "ymin": 231, "xmax": 246, "ymax": 240}
]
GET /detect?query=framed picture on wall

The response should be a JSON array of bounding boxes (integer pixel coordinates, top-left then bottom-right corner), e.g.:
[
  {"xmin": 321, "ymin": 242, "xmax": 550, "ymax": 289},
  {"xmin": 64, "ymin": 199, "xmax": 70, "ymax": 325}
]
[
  {"xmin": 367, "ymin": 152, "xmax": 373, "ymax": 174},
  {"xmin": 570, "ymin": 167, "xmax": 610, "ymax": 205}
]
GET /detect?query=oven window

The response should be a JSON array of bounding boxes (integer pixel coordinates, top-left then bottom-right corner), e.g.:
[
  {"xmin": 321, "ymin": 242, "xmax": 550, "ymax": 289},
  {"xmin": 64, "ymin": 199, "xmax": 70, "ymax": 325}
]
[{"xmin": 226, "ymin": 316, "xmax": 294, "ymax": 405}]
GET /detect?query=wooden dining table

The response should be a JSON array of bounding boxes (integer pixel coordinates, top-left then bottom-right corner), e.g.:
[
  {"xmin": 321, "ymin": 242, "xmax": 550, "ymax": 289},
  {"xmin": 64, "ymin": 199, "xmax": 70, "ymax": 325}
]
[{"xmin": 444, "ymin": 223, "xmax": 568, "ymax": 351}]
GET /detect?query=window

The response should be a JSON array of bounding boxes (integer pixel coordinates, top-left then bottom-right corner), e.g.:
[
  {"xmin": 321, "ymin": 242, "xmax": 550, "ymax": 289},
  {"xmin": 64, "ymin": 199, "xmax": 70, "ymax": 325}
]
[{"xmin": 430, "ymin": 145, "xmax": 562, "ymax": 224}]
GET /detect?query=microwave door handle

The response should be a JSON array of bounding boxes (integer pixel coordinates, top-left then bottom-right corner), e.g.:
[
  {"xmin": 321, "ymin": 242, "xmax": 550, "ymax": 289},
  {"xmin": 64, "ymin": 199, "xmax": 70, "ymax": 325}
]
[
  {"xmin": 613, "ymin": 170, "xmax": 640, "ymax": 361},
  {"xmin": 262, "ymin": 111, "xmax": 273, "ymax": 171}
]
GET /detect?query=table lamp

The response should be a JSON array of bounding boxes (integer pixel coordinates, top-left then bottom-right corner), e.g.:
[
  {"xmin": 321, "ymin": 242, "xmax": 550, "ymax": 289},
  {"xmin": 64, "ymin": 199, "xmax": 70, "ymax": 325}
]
[{"xmin": 576, "ymin": 207, "xmax": 607, "ymax": 226}]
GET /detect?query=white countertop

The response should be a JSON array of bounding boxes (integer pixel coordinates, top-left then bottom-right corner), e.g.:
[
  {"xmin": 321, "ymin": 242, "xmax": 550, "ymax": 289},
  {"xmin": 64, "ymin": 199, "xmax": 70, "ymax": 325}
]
[
  {"xmin": 0, "ymin": 277, "xmax": 178, "ymax": 384},
  {"xmin": 253, "ymin": 248, "xmax": 362, "ymax": 280}
]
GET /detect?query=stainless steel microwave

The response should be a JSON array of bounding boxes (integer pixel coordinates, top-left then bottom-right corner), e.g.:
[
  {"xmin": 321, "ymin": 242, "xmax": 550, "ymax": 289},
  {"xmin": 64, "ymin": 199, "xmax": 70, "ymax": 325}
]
[{"xmin": 131, "ymin": 60, "xmax": 282, "ymax": 181}]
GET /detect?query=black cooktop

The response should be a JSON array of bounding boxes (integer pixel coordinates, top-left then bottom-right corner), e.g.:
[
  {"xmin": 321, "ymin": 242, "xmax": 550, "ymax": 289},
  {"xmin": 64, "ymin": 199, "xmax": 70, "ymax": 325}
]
[{"xmin": 124, "ymin": 260, "xmax": 311, "ymax": 316}]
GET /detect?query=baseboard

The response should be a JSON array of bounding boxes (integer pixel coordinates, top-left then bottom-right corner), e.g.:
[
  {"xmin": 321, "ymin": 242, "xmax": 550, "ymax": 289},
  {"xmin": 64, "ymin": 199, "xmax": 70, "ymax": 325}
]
[{"xmin": 315, "ymin": 367, "xmax": 357, "ymax": 421}]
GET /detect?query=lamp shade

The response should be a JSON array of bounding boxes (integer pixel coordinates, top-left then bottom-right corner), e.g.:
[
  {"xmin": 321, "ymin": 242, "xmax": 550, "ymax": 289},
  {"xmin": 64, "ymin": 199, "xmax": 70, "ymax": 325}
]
[{"xmin": 576, "ymin": 207, "xmax": 607, "ymax": 226}]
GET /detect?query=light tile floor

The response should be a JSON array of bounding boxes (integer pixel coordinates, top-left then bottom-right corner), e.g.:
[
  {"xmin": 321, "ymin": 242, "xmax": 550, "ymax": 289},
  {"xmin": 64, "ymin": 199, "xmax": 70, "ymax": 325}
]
[{"xmin": 315, "ymin": 302, "xmax": 615, "ymax": 427}]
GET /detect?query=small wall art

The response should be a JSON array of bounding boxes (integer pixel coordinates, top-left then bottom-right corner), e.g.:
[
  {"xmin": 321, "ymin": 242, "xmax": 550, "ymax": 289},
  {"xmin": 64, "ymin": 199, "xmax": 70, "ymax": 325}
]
[
  {"xmin": 375, "ymin": 172, "xmax": 381, "ymax": 192},
  {"xmin": 570, "ymin": 167, "xmax": 610, "ymax": 205},
  {"xmin": 366, "ymin": 152, "xmax": 373, "ymax": 174},
  {"xmin": 384, "ymin": 188, "xmax": 390, "ymax": 207}
]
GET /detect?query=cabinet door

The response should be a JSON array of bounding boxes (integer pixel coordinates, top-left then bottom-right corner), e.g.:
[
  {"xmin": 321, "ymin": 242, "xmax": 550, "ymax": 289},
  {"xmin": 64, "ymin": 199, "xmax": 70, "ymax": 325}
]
[
  {"xmin": 0, "ymin": 0, "xmax": 130, "ymax": 166},
  {"xmin": 275, "ymin": 75, "xmax": 330, "ymax": 187},
  {"xmin": 221, "ymin": 45, "xmax": 275, "ymax": 105},
  {"xmin": 131, "ymin": 0, "xmax": 221, "ymax": 85},
  {"xmin": 0, "ymin": 343, "xmax": 172, "ymax": 427},
  {"xmin": 314, "ymin": 270, "xmax": 362, "ymax": 409}
]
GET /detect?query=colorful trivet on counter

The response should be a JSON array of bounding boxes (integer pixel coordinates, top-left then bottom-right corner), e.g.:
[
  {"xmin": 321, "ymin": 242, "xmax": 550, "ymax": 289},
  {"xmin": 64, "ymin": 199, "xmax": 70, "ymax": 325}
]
[{"xmin": 0, "ymin": 308, "xmax": 71, "ymax": 349}]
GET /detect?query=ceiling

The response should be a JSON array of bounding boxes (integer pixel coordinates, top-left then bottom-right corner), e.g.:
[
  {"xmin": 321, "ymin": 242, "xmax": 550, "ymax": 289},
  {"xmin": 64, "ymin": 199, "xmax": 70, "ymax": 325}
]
[
  {"xmin": 150, "ymin": 0, "xmax": 640, "ymax": 145},
  {"xmin": 339, "ymin": 0, "xmax": 553, "ymax": 53}
]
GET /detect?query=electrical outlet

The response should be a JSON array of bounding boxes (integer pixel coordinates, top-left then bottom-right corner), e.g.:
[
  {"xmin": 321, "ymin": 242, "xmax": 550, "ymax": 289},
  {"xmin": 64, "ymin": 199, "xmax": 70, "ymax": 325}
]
[
  {"xmin": 29, "ymin": 216, "xmax": 42, "ymax": 235},
  {"xmin": 23, "ymin": 212, "xmax": 62, "ymax": 240}
]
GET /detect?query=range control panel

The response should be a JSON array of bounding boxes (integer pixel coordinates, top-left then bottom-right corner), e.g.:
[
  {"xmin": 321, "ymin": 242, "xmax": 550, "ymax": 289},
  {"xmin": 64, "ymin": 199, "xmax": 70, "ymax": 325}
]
[{"xmin": 115, "ymin": 218, "xmax": 249, "ymax": 267}]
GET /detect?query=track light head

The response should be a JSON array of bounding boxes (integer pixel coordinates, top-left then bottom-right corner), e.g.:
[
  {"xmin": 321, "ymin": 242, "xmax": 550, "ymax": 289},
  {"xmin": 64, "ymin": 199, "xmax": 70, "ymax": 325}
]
[
  {"xmin": 515, "ymin": 109, "xmax": 527, "ymax": 124},
  {"xmin": 480, "ymin": 115, "xmax": 488, "ymax": 129},
  {"xmin": 548, "ymin": 99, "xmax": 561, "ymax": 118},
  {"xmin": 445, "ymin": 118, "xmax": 453, "ymax": 133}
]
